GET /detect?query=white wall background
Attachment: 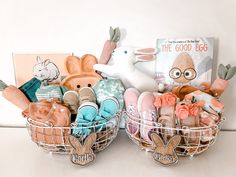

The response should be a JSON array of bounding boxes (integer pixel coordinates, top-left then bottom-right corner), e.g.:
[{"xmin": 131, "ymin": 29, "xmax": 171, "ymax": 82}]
[{"xmin": 0, "ymin": 0, "xmax": 235, "ymax": 129}]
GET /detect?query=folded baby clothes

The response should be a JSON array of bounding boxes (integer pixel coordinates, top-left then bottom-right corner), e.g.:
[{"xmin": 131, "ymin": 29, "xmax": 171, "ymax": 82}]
[
  {"xmin": 93, "ymin": 79, "xmax": 125, "ymax": 110},
  {"xmin": 73, "ymin": 87, "xmax": 98, "ymax": 137},
  {"xmin": 93, "ymin": 79, "xmax": 125, "ymax": 127},
  {"xmin": 19, "ymin": 78, "xmax": 41, "ymax": 102},
  {"xmin": 185, "ymin": 90, "xmax": 224, "ymax": 114},
  {"xmin": 63, "ymin": 91, "xmax": 80, "ymax": 114},
  {"xmin": 35, "ymin": 85, "xmax": 68, "ymax": 101},
  {"xmin": 28, "ymin": 99, "xmax": 71, "ymax": 145}
]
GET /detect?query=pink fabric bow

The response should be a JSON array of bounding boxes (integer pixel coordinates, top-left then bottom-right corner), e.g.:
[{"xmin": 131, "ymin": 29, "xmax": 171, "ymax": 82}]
[
  {"xmin": 175, "ymin": 103, "xmax": 200, "ymax": 120},
  {"xmin": 154, "ymin": 92, "xmax": 177, "ymax": 108}
]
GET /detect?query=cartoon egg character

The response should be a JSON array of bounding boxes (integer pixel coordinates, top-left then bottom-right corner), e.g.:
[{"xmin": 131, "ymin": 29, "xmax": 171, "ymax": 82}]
[{"xmin": 169, "ymin": 52, "xmax": 197, "ymax": 84}]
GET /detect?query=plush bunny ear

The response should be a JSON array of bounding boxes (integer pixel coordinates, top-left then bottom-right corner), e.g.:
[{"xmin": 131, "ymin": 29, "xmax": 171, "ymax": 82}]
[
  {"xmin": 134, "ymin": 48, "xmax": 158, "ymax": 55},
  {"xmin": 65, "ymin": 56, "xmax": 81, "ymax": 74},
  {"xmin": 151, "ymin": 133, "xmax": 165, "ymax": 147},
  {"xmin": 167, "ymin": 135, "xmax": 181, "ymax": 149},
  {"xmin": 134, "ymin": 48, "xmax": 158, "ymax": 62},
  {"xmin": 68, "ymin": 135, "xmax": 83, "ymax": 150},
  {"xmin": 83, "ymin": 133, "xmax": 97, "ymax": 149},
  {"xmin": 80, "ymin": 55, "xmax": 98, "ymax": 73},
  {"xmin": 135, "ymin": 54, "xmax": 156, "ymax": 62}
]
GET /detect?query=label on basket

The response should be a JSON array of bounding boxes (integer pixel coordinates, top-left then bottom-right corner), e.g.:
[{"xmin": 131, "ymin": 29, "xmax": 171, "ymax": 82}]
[
  {"xmin": 151, "ymin": 133, "xmax": 181, "ymax": 166},
  {"xmin": 71, "ymin": 153, "xmax": 96, "ymax": 166},
  {"xmin": 68, "ymin": 133, "xmax": 97, "ymax": 166}
]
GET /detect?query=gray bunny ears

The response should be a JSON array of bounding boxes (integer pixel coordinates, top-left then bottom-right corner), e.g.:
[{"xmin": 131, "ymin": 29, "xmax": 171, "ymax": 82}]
[{"xmin": 69, "ymin": 133, "xmax": 97, "ymax": 166}]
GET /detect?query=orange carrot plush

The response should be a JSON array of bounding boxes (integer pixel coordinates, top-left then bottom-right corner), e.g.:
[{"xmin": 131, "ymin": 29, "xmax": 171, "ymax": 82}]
[
  {"xmin": 99, "ymin": 26, "xmax": 120, "ymax": 64},
  {"xmin": 210, "ymin": 64, "xmax": 236, "ymax": 97},
  {"xmin": 0, "ymin": 80, "xmax": 30, "ymax": 110}
]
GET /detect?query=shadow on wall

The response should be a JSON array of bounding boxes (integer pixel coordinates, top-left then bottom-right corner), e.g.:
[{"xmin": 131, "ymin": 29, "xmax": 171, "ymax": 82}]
[
  {"xmin": 212, "ymin": 38, "xmax": 219, "ymax": 82},
  {"xmin": 221, "ymin": 76, "xmax": 236, "ymax": 130}
]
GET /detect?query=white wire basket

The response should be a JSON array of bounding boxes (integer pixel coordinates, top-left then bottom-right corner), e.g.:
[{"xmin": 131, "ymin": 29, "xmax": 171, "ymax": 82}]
[
  {"xmin": 125, "ymin": 112, "xmax": 224, "ymax": 157},
  {"xmin": 26, "ymin": 112, "xmax": 121, "ymax": 154}
]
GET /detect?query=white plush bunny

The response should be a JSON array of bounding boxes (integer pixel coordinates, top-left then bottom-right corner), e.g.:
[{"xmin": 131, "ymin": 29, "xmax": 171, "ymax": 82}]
[
  {"xmin": 33, "ymin": 56, "xmax": 60, "ymax": 82},
  {"xmin": 93, "ymin": 46, "xmax": 158, "ymax": 92}
]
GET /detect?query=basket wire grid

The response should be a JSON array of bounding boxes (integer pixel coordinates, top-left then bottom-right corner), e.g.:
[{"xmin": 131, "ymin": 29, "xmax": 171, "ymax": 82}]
[
  {"xmin": 26, "ymin": 112, "xmax": 121, "ymax": 154},
  {"xmin": 124, "ymin": 111, "xmax": 224, "ymax": 156}
]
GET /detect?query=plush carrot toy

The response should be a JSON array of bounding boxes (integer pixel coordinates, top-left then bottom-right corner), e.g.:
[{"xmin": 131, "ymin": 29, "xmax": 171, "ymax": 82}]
[
  {"xmin": 99, "ymin": 26, "xmax": 120, "ymax": 64},
  {"xmin": 210, "ymin": 64, "xmax": 236, "ymax": 97},
  {"xmin": 0, "ymin": 80, "xmax": 30, "ymax": 110}
]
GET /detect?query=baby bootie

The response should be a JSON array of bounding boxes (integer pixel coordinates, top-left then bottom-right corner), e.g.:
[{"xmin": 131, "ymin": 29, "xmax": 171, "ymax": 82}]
[
  {"xmin": 63, "ymin": 91, "xmax": 79, "ymax": 114},
  {"xmin": 73, "ymin": 102, "xmax": 98, "ymax": 136},
  {"xmin": 138, "ymin": 92, "xmax": 157, "ymax": 143},
  {"xmin": 124, "ymin": 88, "xmax": 140, "ymax": 136},
  {"xmin": 79, "ymin": 87, "xmax": 96, "ymax": 105},
  {"xmin": 98, "ymin": 97, "xmax": 120, "ymax": 119},
  {"xmin": 73, "ymin": 87, "xmax": 99, "ymax": 136}
]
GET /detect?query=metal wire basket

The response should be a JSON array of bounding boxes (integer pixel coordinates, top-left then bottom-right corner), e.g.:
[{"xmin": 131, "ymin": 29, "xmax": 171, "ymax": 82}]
[
  {"xmin": 125, "ymin": 112, "xmax": 224, "ymax": 157},
  {"xmin": 26, "ymin": 112, "xmax": 121, "ymax": 154}
]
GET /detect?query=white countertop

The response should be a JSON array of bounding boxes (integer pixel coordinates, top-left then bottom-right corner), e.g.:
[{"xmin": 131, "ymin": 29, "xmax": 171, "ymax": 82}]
[{"xmin": 0, "ymin": 128, "xmax": 235, "ymax": 177}]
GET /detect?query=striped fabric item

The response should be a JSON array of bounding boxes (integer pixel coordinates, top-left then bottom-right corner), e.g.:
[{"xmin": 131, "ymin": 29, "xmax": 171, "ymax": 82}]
[{"xmin": 36, "ymin": 85, "xmax": 68, "ymax": 101}]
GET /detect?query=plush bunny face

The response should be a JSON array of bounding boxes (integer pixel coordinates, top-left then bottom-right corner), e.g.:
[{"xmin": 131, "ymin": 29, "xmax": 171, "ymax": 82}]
[
  {"xmin": 151, "ymin": 133, "xmax": 181, "ymax": 165},
  {"xmin": 61, "ymin": 55, "xmax": 102, "ymax": 92},
  {"xmin": 93, "ymin": 46, "xmax": 158, "ymax": 92},
  {"xmin": 112, "ymin": 46, "xmax": 135, "ymax": 60},
  {"xmin": 69, "ymin": 133, "xmax": 97, "ymax": 166}
]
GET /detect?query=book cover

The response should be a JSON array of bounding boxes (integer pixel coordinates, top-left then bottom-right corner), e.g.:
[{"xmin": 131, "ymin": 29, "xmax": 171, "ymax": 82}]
[{"xmin": 155, "ymin": 37, "xmax": 214, "ymax": 87}]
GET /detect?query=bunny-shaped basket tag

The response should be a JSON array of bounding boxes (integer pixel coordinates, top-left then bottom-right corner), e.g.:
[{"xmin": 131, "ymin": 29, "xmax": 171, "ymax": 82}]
[
  {"xmin": 68, "ymin": 133, "xmax": 97, "ymax": 166},
  {"xmin": 151, "ymin": 133, "xmax": 181, "ymax": 166}
]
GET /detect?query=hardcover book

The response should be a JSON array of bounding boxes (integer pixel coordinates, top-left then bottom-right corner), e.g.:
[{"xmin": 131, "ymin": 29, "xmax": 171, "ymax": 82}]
[{"xmin": 155, "ymin": 37, "xmax": 214, "ymax": 87}]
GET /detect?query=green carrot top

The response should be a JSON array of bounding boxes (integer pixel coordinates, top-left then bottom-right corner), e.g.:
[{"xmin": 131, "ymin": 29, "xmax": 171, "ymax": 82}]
[
  {"xmin": 0, "ymin": 80, "xmax": 8, "ymax": 91},
  {"xmin": 109, "ymin": 26, "xmax": 120, "ymax": 43},
  {"xmin": 218, "ymin": 64, "xmax": 236, "ymax": 80}
]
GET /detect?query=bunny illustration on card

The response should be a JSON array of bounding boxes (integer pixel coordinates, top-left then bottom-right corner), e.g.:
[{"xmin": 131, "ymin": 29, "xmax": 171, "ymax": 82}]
[
  {"xmin": 33, "ymin": 56, "xmax": 60, "ymax": 82},
  {"xmin": 61, "ymin": 55, "xmax": 103, "ymax": 92},
  {"xmin": 68, "ymin": 133, "xmax": 97, "ymax": 166},
  {"xmin": 151, "ymin": 133, "xmax": 181, "ymax": 166},
  {"xmin": 93, "ymin": 46, "xmax": 158, "ymax": 92}
]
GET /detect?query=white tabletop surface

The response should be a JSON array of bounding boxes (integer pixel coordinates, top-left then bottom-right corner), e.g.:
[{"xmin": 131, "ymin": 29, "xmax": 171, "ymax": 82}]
[{"xmin": 0, "ymin": 128, "xmax": 235, "ymax": 177}]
